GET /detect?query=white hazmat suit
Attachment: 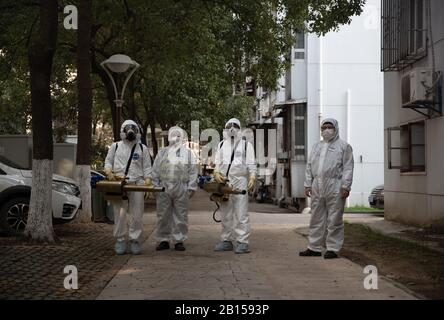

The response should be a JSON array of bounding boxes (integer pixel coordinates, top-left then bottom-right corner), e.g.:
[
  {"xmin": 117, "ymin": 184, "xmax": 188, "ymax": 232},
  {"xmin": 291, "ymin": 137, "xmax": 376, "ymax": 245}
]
[
  {"xmin": 214, "ymin": 118, "xmax": 257, "ymax": 253},
  {"xmin": 304, "ymin": 118, "xmax": 354, "ymax": 255},
  {"xmin": 152, "ymin": 127, "xmax": 198, "ymax": 250},
  {"xmin": 104, "ymin": 120, "xmax": 152, "ymax": 253}
]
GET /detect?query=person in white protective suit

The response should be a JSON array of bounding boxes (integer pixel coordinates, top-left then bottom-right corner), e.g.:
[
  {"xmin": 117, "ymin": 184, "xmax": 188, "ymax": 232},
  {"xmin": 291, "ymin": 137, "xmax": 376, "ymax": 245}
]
[
  {"xmin": 299, "ymin": 118, "xmax": 354, "ymax": 259},
  {"xmin": 213, "ymin": 118, "xmax": 257, "ymax": 254},
  {"xmin": 152, "ymin": 126, "xmax": 198, "ymax": 251},
  {"xmin": 104, "ymin": 119, "xmax": 153, "ymax": 255}
]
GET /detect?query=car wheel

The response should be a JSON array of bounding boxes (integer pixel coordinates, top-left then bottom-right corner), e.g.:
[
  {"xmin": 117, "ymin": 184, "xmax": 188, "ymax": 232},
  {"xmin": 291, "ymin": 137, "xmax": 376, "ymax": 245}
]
[{"xmin": 0, "ymin": 197, "xmax": 30, "ymax": 233}]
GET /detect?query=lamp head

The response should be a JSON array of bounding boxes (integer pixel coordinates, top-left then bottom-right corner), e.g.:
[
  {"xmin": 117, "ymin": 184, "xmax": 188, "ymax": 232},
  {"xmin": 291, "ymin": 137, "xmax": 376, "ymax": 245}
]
[{"xmin": 103, "ymin": 54, "xmax": 136, "ymax": 73}]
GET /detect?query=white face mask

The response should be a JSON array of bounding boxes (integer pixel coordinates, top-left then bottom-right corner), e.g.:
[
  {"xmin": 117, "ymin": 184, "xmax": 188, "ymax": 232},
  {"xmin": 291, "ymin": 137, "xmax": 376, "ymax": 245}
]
[
  {"xmin": 321, "ymin": 128, "xmax": 335, "ymax": 141},
  {"xmin": 229, "ymin": 128, "xmax": 239, "ymax": 137},
  {"xmin": 168, "ymin": 133, "xmax": 181, "ymax": 145}
]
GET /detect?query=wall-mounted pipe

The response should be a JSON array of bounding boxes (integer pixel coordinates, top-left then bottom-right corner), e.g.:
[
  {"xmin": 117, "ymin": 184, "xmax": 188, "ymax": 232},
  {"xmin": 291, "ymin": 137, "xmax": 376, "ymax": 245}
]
[{"xmin": 318, "ymin": 38, "xmax": 324, "ymax": 140}]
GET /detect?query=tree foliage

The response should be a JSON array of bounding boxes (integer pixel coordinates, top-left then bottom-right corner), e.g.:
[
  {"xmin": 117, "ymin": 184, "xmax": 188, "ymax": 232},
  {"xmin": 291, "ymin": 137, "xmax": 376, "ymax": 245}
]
[{"xmin": 0, "ymin": 0, "xmax": 365, "ymax": 154}]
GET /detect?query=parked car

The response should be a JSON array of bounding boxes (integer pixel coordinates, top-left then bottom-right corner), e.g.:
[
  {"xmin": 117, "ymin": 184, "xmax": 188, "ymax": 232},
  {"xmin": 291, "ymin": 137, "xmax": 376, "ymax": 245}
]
[
  {"xmin": 0, "ymin": 155, "xmax": 81, "ymax": 234},
  {"xmin": 369, "ymin": 185, "xmax": 384, "ymax": 210}
]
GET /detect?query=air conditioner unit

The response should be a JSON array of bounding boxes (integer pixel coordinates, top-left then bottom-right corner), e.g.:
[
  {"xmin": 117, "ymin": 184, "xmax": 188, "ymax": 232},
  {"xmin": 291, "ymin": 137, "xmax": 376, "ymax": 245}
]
[{"xmin": 401, "ymin": 68, "xmax": 434, "ymax": 107}]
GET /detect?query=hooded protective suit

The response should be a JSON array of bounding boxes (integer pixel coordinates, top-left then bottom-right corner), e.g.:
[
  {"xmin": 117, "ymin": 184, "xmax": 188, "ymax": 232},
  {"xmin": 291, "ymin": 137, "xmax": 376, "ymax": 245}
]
[
  {"xmin": 214, "ymin": 118, "xmax": 257, "ymax": 247},
  {"xmin": 104, "ymin": 120, "xmax": 152, "ymax": 243},
  {"xmin": 152, "ymin": 126, "xmax": 198, "ymax": 245},
  {"xmin": 304, "ymin": 118, "xmax": 354, "ymax": 253}
]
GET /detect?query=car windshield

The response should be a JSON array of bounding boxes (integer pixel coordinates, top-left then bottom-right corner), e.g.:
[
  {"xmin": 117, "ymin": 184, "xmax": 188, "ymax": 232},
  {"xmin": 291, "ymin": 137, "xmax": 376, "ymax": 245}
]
[{"xmin": 0, "ymin": 155, "xmax": 29, "ymax": 170}]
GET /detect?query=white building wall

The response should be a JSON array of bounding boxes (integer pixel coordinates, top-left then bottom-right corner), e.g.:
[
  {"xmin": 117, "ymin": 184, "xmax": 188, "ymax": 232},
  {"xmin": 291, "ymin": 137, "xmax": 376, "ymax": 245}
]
[
  {"xmin": 304, "ymin": 0, "xmax": 384, "ymax": 206},
  {"xmin": 384, "ymin": 0, "xmax": 444, "ymax": 227},
  {"xmin": 266, "ymin": 0, "xmax": 384, "ymax": 207}
]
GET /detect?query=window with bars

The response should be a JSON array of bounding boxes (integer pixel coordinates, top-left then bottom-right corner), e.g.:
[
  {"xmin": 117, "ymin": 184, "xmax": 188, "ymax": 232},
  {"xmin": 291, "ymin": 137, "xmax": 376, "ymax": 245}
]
[
  {"xmin": 293, "ymin": 104, "xmax": 306, "ymax": 162},
  {"xmin": 381, "ymin": 0, "xmax": 427, "ymax": 72},
  {"xmin": 282, "ymin": 107, "xmax": 291, "ymax": 153},
  {"xmin": 387, "ymin": 121, "xmax": 426, "ymax": 172}
]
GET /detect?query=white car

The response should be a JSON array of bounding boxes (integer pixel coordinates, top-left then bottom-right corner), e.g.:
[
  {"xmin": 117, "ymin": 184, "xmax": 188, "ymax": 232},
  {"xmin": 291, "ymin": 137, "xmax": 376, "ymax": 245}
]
[{"xmin": 0, "ymin": 155, "xmax": 81, "ymax": 234}]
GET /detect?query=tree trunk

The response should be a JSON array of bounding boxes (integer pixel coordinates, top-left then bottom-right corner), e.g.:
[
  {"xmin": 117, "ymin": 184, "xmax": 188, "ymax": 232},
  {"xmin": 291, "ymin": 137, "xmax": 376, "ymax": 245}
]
[
  {"xmin": 128, "ymin": 78, "xmax": 136, "ymax": 120},
  {"xmin": 25, "ymin": 160, "xmax": 55, "ymax": 242},
  {"xmin": 75, "ymin": 0, "xmax": 93, "ymax": 223},
  {"xmin": 149, "ymin": 118, "xmax": 158, "ymax": 157},
  {"xmin": 75, "ymin": 165, "xmax": 92, "ymax": 222},
  {"xmin": 141, "ymin": 121, "xmax": 149, "ymax": 146},
  {"xmin": 92, "ymin": 120, "xmax": 98, "ymax": 136},
  {"xmin": 148, "ymin": 91, "xmax": 160, "ymax": 156},
  {"xmin": 160, "ymin": 122, "xmax": 170, "ymax": 145},
  {"xmin": 24, "ymin": 0, "xmax": 58, "ymax": 242}
]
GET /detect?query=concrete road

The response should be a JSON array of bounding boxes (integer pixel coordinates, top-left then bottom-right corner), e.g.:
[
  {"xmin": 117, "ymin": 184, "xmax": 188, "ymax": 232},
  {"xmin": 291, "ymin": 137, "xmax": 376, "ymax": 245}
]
[{"xmin": 97, "ymin": 189, "xmax": 415, "ymax": 300}]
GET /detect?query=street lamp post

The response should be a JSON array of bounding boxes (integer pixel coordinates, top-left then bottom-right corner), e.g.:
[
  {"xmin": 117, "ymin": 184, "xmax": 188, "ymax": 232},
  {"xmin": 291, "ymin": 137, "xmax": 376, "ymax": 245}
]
[{"xmin": 101, "ymin": 54, "xmax": 140, "ymax": 141}]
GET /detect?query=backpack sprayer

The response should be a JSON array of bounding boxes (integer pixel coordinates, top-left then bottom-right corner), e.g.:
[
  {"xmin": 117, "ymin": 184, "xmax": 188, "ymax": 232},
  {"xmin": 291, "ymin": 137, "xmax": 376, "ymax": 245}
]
[
  {"xmin": 202, "ymin": 181, "xmax": 246, "ymax": 222},
  {"xmin": 96, "ymin": 179, "xmax": 164, "ymax": 201},
  {"xmin": 98, "ymin": 141, "xmax": 164, "ymax": 200}
]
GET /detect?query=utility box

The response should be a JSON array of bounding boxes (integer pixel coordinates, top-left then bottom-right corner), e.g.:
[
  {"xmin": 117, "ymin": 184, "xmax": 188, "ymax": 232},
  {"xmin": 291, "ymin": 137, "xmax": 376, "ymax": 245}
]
[
  {"xmin": 0, "ymin": 135, "xmax": 33, "ymax": 169},
  {"xmin": 53, "ymin": 143, "xmax": 77, "ymax": 179},
  {"xmin": 0, "ymin": 135, "xmax": 77, "ymax": 178},
  {"xmin": 401, "ymin": 68, "xmax": 434, "ymax": 107}
]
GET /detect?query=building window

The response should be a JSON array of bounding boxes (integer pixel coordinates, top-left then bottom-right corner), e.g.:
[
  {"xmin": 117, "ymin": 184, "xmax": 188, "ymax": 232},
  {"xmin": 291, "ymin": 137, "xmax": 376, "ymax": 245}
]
[
  {"xmin": 294, "ymin": 104, "xmax": 306, "ymax": 161},
  {"xmin": 294, "ymin": 31, "xmax": 306, "ymax": 61},
  {"xmin": 295, "ymin": 31, "xmax": 305, "ymax": 49},
  {"xmin": 388, "ymin": 121, "xmax": 426, "ymax": 172},
  {"xmin": 294, "ymin": 52, "xmax": 305, "ymax": 60},
  {"xmin": 381, "ymin": 0, "xmax": 427, "ymax": 72}
]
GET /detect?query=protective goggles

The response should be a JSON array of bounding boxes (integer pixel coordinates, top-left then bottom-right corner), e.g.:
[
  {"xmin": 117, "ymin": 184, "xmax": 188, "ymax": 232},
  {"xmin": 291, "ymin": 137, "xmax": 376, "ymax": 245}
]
[
  {"xmin": 124, "ymin": 124, "xmax": 139, "ymax": 133},
  {"xmin": 225, "ymin": 123, "xmax": 240, "ymax": 129},
  {"xmin": 169, "ymin": 130, "xmax": 182, "ymax": 137},
  {"xmin": 321, "ymin": 124, "xmax": 335, "ymax": 131}
]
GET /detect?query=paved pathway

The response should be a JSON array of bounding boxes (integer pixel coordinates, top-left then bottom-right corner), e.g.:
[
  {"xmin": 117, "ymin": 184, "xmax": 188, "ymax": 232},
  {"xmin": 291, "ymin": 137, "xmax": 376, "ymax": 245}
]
[{"xmin": 97, "ymin": 189, "xmax": 416, "ymax": 300}]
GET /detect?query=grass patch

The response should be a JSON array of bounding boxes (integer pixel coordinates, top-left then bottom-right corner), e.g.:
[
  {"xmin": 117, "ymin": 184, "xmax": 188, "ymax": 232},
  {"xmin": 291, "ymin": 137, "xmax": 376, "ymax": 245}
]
[
  {"xmin": 345, "ymin": 205, "xmax": 384, "ymax": 213},
  {"xmin": 342, "ymin": 222, "xmax": 444, "ymax": 299}
]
